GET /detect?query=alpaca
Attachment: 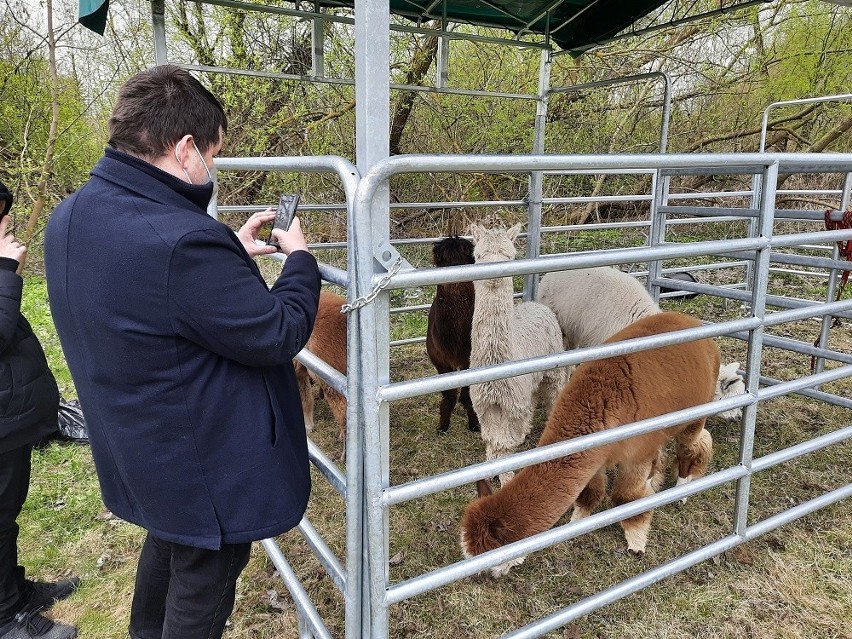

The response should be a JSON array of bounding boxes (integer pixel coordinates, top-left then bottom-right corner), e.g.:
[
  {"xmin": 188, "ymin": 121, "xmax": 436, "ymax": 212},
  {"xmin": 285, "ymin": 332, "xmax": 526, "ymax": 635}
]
[
  {"xmin": 537, "ymin": 267, "xmax": 745, "ymax": 420},
  {"xmin": 295, "ymin": 291, "xmax": 347, "ymax": 448},
  {"xmin": 537, "ymin": 267, "xmax": 659, "ymax": 351},
  {"xmin": 426, "ymin": 236, "xmax": 480, "ymax": 433},
  {"xmin": 469, "ymin": 222, "xmax": 567, "ymax": 484},
  {"xmin": 460, "ymin": 311, "xmax": 719, "ymax": 577}
]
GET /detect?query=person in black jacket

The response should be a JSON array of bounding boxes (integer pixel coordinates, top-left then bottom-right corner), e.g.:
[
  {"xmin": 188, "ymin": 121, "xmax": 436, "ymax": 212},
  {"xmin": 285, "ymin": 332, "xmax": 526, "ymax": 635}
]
[
  {"xmin": 0, "ymin": 182, "xmax": 79, "ymax": 639},
  {"xmin": 44, "ymin": 66, "xmax": 321, "ymax": 639}
]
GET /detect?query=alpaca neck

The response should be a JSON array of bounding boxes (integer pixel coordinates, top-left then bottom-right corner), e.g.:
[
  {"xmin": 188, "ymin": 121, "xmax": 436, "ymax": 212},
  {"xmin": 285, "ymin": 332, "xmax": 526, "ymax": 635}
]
[
  {"xmin": 471, "ymin": 277, "xmax": 514, "ymax": 366},
  {"xmin": 498, "ymin": 452, "xmax": 604, "ymax": 541}
]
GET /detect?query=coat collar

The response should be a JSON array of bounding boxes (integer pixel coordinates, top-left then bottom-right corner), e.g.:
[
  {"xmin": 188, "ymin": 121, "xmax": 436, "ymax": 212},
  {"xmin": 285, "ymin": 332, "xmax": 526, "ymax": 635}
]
[{"xmin": 93, "ymin": 147, "xmax": 215, "ymax": 213}]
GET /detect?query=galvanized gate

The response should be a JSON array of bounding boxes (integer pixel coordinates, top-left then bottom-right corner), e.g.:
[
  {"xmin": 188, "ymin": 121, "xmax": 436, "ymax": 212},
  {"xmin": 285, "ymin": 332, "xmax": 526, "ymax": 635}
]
[{"xmin": 139, "ymin": 1, "xmax": 852, "ymax": 636}]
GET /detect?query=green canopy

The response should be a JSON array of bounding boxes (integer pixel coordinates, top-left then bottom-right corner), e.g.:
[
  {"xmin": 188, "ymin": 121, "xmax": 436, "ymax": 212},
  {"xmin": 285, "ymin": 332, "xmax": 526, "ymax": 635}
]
[
  {"xmin": 78, "ymin": 0, "xmax": 669, "ymax": 55},
  {"xmin": 383, "ymin": 0, "xmax": 669, "ymax": 54}
]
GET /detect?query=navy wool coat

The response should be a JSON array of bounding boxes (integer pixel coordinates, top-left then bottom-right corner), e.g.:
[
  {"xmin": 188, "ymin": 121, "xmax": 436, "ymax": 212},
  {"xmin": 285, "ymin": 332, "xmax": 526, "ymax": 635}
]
[{"xmin": 45, "ymin": 149, "xmax": 321, "ymax": 549}]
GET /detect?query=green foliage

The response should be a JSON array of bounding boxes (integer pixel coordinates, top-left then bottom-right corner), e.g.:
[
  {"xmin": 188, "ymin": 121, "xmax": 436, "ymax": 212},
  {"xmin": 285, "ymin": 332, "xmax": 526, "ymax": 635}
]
[
  {"xmin": 0, "ymin": 55, "xmax": 104, "ymax": 209},
  {"xmin": 21, "ymin": 276, "xmax": 75, "ymax": 397},
  {"xmin": 759, "ymin": 4, "xmax": 852, "ymax": 101}
]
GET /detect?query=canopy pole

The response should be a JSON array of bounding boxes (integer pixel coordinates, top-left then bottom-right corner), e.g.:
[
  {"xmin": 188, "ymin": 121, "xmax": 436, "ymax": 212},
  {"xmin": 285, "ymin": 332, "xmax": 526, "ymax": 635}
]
[
  {"xmin": 312, "ymin": 1, "xmax": 325, "ymax": 77},
  {"xmin": 151, "ymin": 0, "xmax": 168, "ymax": 65}
]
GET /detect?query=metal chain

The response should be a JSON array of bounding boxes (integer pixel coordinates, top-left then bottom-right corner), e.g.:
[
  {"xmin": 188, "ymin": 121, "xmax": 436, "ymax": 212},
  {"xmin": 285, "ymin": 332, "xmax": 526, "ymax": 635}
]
[{"xmin": 340, "ymin": 256, "xmax": 403, "ymax": 313}]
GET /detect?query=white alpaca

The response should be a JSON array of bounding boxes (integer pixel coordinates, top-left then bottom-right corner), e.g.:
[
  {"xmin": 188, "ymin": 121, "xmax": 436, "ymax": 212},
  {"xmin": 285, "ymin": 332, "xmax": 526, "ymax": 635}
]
[
  {"xmin": 538, "ymin": 267, "xmax": 659, "ymax": 350},
  {"xmin": 715, "ymin": 361, "xmax": 745, "ymax": 420},
  {"xmin": 469, "ymin": 223, "xmax": 567, "ymax": 485},
  {"xmin": 537, "ymin": 267, "xmax": 745, "ymax": 420}
]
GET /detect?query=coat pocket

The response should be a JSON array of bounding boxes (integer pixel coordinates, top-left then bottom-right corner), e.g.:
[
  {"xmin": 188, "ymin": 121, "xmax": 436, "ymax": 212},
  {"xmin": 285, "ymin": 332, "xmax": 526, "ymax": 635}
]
[{"xmin": 263, "ymin": 372, "xmax": 284, "ymax": 448}]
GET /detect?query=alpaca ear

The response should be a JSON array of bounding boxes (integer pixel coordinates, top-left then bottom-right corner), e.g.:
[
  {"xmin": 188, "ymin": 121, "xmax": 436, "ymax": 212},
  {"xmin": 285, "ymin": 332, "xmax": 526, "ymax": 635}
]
[
  {"xmin": 470, "ymin": 223, "xmax": 484, "ymax": 243},
  {"xmin": 507, "ymin": 223, "xmax": 523, "ymax": 242},
  {"xmin": 476, "ymin": 478, "xmax": 493, "ymax": 498}
]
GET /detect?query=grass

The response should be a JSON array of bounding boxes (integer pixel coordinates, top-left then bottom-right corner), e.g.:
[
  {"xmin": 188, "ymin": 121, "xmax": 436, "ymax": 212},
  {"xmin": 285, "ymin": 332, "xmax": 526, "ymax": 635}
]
[{"xmin": 18, "ymin": 225, "xmax": 852, "ymax": 639}]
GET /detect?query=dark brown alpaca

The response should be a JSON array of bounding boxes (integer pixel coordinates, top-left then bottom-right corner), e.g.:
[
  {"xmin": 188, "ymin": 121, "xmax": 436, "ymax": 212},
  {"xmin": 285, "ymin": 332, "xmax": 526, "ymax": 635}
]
[
  {"xmin": 427, "ymin": 236, "xmax": 480, "ymax": 433},
  {"xmin": 295, "ymin": 291, "xmax": 347, "ymax": 449},
  {"xmin": 460, "ymin": 312, "xmax": 718, "ymax": 576}
]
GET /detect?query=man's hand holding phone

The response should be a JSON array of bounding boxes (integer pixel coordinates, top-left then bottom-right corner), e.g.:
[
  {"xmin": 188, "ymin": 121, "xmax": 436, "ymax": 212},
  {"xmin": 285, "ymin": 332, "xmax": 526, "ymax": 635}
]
[
  {"xmin": 267, "ymin": 194, "xmax": 299, "ymax": 246},
  {"xmin": 269, "ymin": 216, "xmax": 308, "ymax": 255},
  {"xmin": 266, "ymin": 194, "xmax": 308, "ymax": 255},
  {"xmin": 237, "ymin": 193, "xmax": 309, "ymax": 257}
]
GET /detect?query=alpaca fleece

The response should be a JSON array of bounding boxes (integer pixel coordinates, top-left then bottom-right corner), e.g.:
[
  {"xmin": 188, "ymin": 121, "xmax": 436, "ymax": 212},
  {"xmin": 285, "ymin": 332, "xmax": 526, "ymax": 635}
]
[
  {"xmin": 460, "ymin": 311, "xmax": 719, "ymax": 576},
  {"xmin": 537, "ymin": 267, "xmax": 744, "ymax": 420},
  {"xmin": 537, "ymin": 267, "xmax": 660, "ymax": 349},
  {"xmin": 296, "ymin": 290, "xmax": 347, "ymax": 447}
]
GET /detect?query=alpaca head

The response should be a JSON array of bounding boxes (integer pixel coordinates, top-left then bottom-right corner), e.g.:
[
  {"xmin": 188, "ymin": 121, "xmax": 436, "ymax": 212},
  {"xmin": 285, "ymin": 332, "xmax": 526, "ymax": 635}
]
[
  {"xmin": 715, "ymin": 361, "xmax": 745, "ymax": 421},
  {"xmin": 470, "ymin": 222, "xmax": 522, "ymax": 264},
  {"xmin": 432, "ymin": 236, "xmax": 475, "ymax": 267},
  {"xmin": 469, "ymin": 222, "xmax": 523, "ymax": 291},
  {"xmin": 459, "ymin": 479, "xmax": 526, "ymax": 577}
]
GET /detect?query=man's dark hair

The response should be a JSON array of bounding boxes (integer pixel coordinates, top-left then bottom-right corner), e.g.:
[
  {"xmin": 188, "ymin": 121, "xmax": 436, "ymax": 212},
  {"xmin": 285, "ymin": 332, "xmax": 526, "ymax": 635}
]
[{"xmin": 108, "ymin": 65, "xmax": 227, "ymax": 159}]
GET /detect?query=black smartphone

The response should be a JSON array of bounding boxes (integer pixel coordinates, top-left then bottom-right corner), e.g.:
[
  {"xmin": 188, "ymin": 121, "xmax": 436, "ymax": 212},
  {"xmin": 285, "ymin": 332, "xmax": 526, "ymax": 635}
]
[{"xmin": 266, "ymin": 193, "xmax": 300, "ymax": 247}]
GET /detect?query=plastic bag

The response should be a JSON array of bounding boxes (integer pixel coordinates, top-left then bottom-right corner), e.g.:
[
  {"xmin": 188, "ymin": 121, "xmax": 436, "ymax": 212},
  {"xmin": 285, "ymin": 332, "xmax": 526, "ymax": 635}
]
[{"xmin": 57, "ymin": 398, "xmax": 89, "ymax": 444}]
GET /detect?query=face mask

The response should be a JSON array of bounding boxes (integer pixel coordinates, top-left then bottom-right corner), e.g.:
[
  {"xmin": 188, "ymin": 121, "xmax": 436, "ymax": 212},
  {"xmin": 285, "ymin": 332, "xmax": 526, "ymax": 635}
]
[
  {"xmin": 193, "ymin": 143, "xmax": 218, "ymax": 202},
  {"xmin": 175, "ymin": 141, "xmax": 219, "ymax": 205},
  {"xmin": 192, "ymin": 143, "xmax": 215, "ymax": 185},
  {"xmin": 174, "ymin": 141, "xmax": 214, "ymax": 186}
]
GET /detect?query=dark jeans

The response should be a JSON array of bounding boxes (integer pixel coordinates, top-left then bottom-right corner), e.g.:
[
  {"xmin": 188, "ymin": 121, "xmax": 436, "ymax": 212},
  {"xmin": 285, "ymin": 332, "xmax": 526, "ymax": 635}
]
[
  {"xmin": 129, "ymin": 533, "xmax": 251, "ymax": 639},
  {"xmin": 0, "ymin": 445, "xmax": 32, "ymax": 626}
]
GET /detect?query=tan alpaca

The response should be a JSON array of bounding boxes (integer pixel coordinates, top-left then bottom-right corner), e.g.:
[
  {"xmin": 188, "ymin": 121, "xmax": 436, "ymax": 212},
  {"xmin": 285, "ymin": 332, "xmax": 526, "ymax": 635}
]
[
  {"xmin": 460, "ymin": 311, "xmax": 718, "ymax": 576},
  {"xmin": 295, "ymin": 291, "xmax": 347, "ymax": 450}
]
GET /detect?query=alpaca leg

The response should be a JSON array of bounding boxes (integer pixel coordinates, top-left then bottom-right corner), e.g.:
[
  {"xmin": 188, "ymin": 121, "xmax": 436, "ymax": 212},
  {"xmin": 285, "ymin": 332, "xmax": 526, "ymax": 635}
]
[
  {"xmin": 434, "ymin": 361, "xmax": 460, "ymax": 433},
  {"xmin": 675, "ymin": 423, "xmax": 713, "ymax": 503},
  {"xmin": 612, "ymin": 459, "xmax": 657, "ymax": 557},
  {"xmin": 459, "ymin": 386, "xmax": 480, "ymax": 432},
  {"xmin": 323, "ymin": 385, "xmax": 348, "ymax": 461},
  {"xmin": 482, "ymin": 407, "xmax": 528, "ymax": 487},
  {"xmin": 571, "ymin": 468, "xmax": 607, "ymax": 522},
  {"xmin": 438, "ymin": 388, "xmax": 460, "ymax": 433},
  {"xmin": 296, "ymin": 363, "xmax": 315, "ymax": 433},
  {"xmin": 648, "ymin": 448, "xmax": 668, "ymax": 493},
  {"xmin": 537, "ymin": 367, "xmax": 567, "ymax": 414}
]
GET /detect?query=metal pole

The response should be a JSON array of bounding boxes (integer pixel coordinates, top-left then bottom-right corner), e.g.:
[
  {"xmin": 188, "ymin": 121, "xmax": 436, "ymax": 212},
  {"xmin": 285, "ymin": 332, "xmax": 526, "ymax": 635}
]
[
  {"xmin": 646, "ymin": 167, "xmax": 666, "ymax": 301},
  {"xmin": 355, "ymin": 0, "xmax": 391, "ymax": 636},
  {"xmin": 733, "ymin": 160, "xmax": 778, "ymax": 537},
  {"xmin": 658, "ymin": 72, "xmax": 672, "ymax": 154},
  {"xmin": 436, "ymin": 36, "xmax": 450, "ymax": 89},
  {"xmin": 524, "ymin": 48, "xmax": 551, "ymax": 301},
  {"xmin": 436, "ymin": 13, "xmax": 449, "ymax": 89},
  {"xmin": 151, "ymin": 0, "xmax": 168, "ymax": 65},
  {"xmin": 312, "ymin": 2, "xmax": 325, "ymax": 78}
]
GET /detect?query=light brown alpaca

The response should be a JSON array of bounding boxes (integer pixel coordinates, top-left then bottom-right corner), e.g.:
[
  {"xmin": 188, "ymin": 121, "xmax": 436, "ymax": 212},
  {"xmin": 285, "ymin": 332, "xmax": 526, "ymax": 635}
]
[
  {"xmin": 295, "ymin": 291, "xmax": 347, "ymax": 448},
  {"xmin": 460, "ymin": 311, "xmax": 718, "ymax": 576}
]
